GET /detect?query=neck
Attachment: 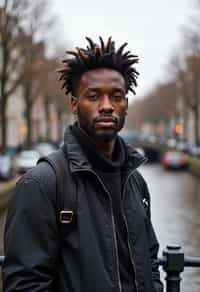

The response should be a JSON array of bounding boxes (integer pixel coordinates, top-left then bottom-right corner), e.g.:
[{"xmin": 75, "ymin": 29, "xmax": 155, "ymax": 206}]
[
  {"xmin": 78, "ymin": 124, "xmax": 116, "ymax": 160},
  {"xmin": 95, "ymin": 140, "xmax": 115, "ymax": 160}
]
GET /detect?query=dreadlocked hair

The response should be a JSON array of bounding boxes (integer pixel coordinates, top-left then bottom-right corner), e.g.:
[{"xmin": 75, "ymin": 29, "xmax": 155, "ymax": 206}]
[{"xmin": 57, "ymin": 36, "xmax": 139, "ymax": 95}]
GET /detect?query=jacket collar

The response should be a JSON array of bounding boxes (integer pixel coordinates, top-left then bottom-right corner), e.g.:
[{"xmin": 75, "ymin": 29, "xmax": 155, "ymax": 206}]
[{"xmin": 63, "ymin": 126, "xmax": 147, "ymax": 173}]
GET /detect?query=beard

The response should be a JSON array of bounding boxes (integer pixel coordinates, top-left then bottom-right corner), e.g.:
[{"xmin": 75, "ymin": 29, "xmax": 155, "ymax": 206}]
[{"xmin": 77, "ymin": 107, "xmax": 126, "ymax": 143}]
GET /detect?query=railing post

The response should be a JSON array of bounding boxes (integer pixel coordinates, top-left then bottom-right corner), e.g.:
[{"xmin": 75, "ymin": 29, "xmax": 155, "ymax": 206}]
[{"xmin": 163, "ymin": 245, "xmax": 184, "ymax": 292}]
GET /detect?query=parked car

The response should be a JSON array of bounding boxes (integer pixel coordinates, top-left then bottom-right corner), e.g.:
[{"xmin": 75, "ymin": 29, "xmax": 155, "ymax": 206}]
[
  {"xmin": 188, "ymin": 144, "xmax": 200, "ymax": 157},
  {"xmin": 0, "ymin": 154, "xmax": 14, "ymax": 180},
  {"xmin": 33, "ymin": 143, "xmax": 56, "ymax": 157},
  {"xmin": 162, "ymin": 151, "xmax": 189, "ymax": 170},
  {"xmin": 15, "ymin": 150, "xmax": 40, "ymax": 173},
  {"xmin": 176, "ymin": 141, "xmax": 190, "ymax": 153},
  {"xmin": 166, "ymin": 138, "xmax": 177, "ymax": 149}
]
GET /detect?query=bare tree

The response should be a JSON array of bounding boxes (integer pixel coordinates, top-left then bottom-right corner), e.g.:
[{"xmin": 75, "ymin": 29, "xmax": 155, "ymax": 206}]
[
  {"xmin": 45, "ymin": 46, "xmax": 73, "ymax": 142},
  {"xmin": 21, "ymin": 38, "xmax": 46, "ymax": 147},
  {"xmin": 0, "ymin": 0, "xmax": 28, "ymax": 153},
  {"xmin": 127, "ymin": 81, "xmax": 178, "ymax": 136},
  {"xmin": 39, "ymin": 57, "xmax": 60, "ymax": 141},
  {"xmin": 180, "ymin": 0, "xmax": 200, "ymax": 143},
  {"xmin": 185, "ymin": 55, "xmax": 200, "ymax": 144},
  {"xmin": 183, "ymin": 0, "xmax": 200, "ymax": 55},
  {"xmin": 170, "ymin": 49, "xmax": 200, "ymax": 144},
  {"xmin": 167, "ymin": 54, "xmax": 189, "ymax": 141},
  {"xmin": 0, "ymin": 0, "xmax": 56, "ymax": 151},
  {"xmin": 17, "ymin": 0, "xmax": 56, "ymax": 147}
]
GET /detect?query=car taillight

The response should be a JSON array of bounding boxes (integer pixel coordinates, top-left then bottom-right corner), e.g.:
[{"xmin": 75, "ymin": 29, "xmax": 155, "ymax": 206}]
[{"xmin": 164, "ymin": 158, "xmax": 171, "ymax": 165}]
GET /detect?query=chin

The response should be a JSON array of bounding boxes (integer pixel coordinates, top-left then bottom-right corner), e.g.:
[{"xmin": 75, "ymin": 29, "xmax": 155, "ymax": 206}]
[{"xmin": 94, "ymin": 131, "xmax": 117, "ymax": 143}]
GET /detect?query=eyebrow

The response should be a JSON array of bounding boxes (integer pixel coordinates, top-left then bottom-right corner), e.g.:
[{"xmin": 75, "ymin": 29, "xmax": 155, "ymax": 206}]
[
  {"xmin": 112, "ymin": 88, "xmax": 125, "ymax": 93},
  {"xmin": 85, "ymin": 87, "xmax": 125, "ymax": 93}
]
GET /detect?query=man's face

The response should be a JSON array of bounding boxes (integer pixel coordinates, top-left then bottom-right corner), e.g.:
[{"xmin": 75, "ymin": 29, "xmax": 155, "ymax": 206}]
[{"xmin": 71, "ymin": 68, "xmax": 128, "ymax": 143}]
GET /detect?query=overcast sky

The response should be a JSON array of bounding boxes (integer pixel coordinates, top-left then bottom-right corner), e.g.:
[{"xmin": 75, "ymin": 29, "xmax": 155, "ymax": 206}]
[{"xmin": 50, "ymin": 0, "xmax": 193, "ymax": 100}]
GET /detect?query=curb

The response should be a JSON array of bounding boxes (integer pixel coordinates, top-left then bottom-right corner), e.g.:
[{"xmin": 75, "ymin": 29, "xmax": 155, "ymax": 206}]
[
  {"xmin": 0, "ymin": 182, "xmax": 15, "ymax": 213},
  {"xmin": 188, "ymin": 157, "xmax": 200, "ymax": 177}
]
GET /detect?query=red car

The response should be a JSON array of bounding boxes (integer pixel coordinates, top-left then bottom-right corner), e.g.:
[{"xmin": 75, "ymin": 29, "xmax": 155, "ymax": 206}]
[{"xmin": 162, "ymin": 151, "xmax": 189, "ymax": 169}]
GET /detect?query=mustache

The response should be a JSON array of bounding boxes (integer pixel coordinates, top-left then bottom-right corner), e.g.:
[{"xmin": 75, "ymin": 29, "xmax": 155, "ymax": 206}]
[{"xmin": 94, "ymin": 115, "xmax": 118, "ymax": 123}]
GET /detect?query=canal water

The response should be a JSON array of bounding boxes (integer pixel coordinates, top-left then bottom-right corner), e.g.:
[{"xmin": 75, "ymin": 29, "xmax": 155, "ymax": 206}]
[
  {"xmin": 140, "ymin": 163, "xmax": 200, "ymax": 292},
  {"xmin": 0, "ymin": 163, "xmax": 199, "ymax": 291}
]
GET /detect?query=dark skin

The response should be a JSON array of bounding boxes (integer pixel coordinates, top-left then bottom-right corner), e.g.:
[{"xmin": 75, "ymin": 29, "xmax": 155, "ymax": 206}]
[{"xmin": 70, "ymin": 68, "xmax": 128, "ymax": 159}]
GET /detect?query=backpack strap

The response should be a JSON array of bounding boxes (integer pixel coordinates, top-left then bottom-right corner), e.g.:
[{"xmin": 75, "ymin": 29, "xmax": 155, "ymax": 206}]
[{"xmin": 37, "ymin": 146, "xmax": 76, "ymax": 225}]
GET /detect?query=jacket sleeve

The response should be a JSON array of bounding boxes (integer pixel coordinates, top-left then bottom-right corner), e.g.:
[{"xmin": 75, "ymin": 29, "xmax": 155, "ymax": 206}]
[
  {"xmin": 140, "ymin": 174, "xmax": 163, "ymax": 292},
  {"xmin": 147, "ymin": 218, "xmax": 163, "ymax": 292},
  {"xmin": 2, "ymin": 175, "xmax": 58, "ymax": 292}
]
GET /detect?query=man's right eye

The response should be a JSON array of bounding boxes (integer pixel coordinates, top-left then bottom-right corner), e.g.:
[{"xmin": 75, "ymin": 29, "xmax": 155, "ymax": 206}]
[{"xmin": 88, "ymin": 95, "xmax": 99, "ymax": 101}]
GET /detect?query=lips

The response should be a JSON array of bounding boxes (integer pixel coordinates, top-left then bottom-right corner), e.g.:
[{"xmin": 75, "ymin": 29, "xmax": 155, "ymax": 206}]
[
  {"xmin": 95, "ymin": 116, "xmax": 117, "ymax": 128},
  {"xmin": 95, "ymin": 116, "xmax": 117, "ymax": 123},
  {"xmin": 96, "ymin": 121, "xmax": 115, "ymax": 127}
]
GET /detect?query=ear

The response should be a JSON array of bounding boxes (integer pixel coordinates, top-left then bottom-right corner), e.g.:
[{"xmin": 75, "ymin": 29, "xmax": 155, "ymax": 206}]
[{"xmin": 70, "ymin": 96, "xmax": 78, "ymax": 114}]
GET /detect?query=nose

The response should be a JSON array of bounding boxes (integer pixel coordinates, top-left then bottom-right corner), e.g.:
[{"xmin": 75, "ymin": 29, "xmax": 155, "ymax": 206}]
[{"xmin": 98, "ymin": 95, "xmax": 114, "ymax": 113}]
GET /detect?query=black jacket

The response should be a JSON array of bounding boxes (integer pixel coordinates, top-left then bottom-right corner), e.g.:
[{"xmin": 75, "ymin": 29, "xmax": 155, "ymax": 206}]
[{"xmin": 2, "ymin": 127, "xmax": 163, "ymax": 292}]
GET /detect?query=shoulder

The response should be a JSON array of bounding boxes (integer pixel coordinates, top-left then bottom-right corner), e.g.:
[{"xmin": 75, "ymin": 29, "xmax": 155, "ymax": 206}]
[
  {"xmin": 28, "ymin": 161, "xmax": 56, "ymax": 188},
  {"xmin": 132, "ymin": 170, "xmax": 147, "ymax": 189},
  {"xmin": 15, "ymin": 162, "xmax": 57, "ymax": 202},
  {"xmin": 6, "ymin": 163, "xmax": 58, "ymax": 236}
]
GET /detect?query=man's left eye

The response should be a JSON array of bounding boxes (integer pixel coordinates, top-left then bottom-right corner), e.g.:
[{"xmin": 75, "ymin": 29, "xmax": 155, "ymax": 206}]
[{"xmin": 112, "ymin": 95, "xmax": 124, "ymax": 101}]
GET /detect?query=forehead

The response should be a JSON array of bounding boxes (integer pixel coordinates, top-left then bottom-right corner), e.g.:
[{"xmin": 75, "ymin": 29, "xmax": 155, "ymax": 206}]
[{"xmin": 78, "ymin": 68, "xmax": 126, "ymax": 92}]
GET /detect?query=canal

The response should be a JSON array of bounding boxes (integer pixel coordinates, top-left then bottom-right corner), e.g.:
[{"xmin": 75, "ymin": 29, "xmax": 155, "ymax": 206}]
[
  {"xmin": 140, "ymin": 163, "xmax": 200, "ymax": 292},
  {"xmin": 0, "ymin": 163, "xmax": 199, "ymax": 291}
]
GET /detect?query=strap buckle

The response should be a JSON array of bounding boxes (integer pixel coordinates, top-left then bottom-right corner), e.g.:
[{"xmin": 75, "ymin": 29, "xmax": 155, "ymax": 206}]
[{"xmin": 60, "ymin": 210, "xmax": 74, "ymax": 224}]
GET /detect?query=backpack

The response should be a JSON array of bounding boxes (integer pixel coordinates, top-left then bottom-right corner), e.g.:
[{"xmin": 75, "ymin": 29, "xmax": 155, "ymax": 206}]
[
  {"xmin": 37, "ymin": 147, "xmax": 150, "ymax": 225},
  {"xmin": 37, "ymin": 146, "xmax": 76, "ymax": 225}
]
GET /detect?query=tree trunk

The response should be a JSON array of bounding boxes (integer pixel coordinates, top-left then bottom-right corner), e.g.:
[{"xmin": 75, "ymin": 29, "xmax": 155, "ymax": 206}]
[
  {"xmin": 183, "ymin": 111, "xmax": 188, "ymax": 141},
  {"xmin": 194, "ymin": 106, "xmax": 200, "ymax": 145},
  {"xmin": 0, "ymin": 42, "xmax": 8, "ymax": 154},
  {"xmin": 183, "ymin": 104, "xmax": 188, "ymax": 141},
  {"xmin": 0, "ymin": 98, "xmax": 7, "ymax": 154},
  {"xmin": 44, "ymin": 100, "xmax": 51, "ymax": 141},
  {"xmin": 26, "ymin": 100, "xmax": 32, "ymax": 148},
  {"xmin": 24, "ymin": 85, "xmax": 33, "ymax": 148},
  {"xmin": 57, "ymin": 110, "xmax": 63, "ymax": 143}
]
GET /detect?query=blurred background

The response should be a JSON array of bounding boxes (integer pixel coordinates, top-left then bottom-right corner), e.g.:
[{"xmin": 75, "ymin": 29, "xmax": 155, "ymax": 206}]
[{"xmin": 0, "ymin": 0, "xmax": 200, "ymax": 291}]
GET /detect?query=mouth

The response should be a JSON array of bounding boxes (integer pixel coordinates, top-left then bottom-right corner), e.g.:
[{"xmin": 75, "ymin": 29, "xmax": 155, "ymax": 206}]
[
  {"xmin": 96, "ymin": 121, "xmax": 115, "ymax": 127},
  {"xmin": 95, "ymin": 116, "xmax": 117, "ymax": 128}
]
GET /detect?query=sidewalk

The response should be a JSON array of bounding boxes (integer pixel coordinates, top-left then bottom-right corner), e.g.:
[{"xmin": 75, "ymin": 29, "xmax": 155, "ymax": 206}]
[{"xmin": 0, "ymin": 177, "xmax": 17, "ymax": 192}]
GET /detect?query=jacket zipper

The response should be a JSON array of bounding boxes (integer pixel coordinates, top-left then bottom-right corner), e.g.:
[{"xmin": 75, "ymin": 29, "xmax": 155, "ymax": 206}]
[
  {"xmin": 91, "ymin": 170, "xmax": 122, "ymax": 292},
  {"xmin": 75, "ymin": 168, "xmax": 122, "ymax": 292}
]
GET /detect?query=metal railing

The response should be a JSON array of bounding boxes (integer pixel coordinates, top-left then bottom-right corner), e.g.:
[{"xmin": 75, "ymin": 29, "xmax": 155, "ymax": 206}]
[
  {"xmin": 157, "ymin": 245, "xmax": 200, "ymax": 292},
  {"xmin": 0, "ymin": 245, "xmax": 199, "ymax": 292}
]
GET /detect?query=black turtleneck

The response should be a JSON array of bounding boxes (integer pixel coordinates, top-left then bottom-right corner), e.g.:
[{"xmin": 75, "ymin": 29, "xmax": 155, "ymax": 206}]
[{"xmin": 71, "ymin": 123, "xmax": 136, "ymax": 292}]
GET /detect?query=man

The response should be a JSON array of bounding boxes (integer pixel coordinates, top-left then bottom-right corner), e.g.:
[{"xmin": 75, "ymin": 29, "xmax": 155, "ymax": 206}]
[{"xmin": 2, "ymin": 36, "xmax": 163, "ymax": 292}]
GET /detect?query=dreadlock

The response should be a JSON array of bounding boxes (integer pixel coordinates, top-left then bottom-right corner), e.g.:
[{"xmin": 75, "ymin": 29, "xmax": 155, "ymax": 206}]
[{"xmin": 57, "ymin": 36, "xmax": 139, "ymax": 95}]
